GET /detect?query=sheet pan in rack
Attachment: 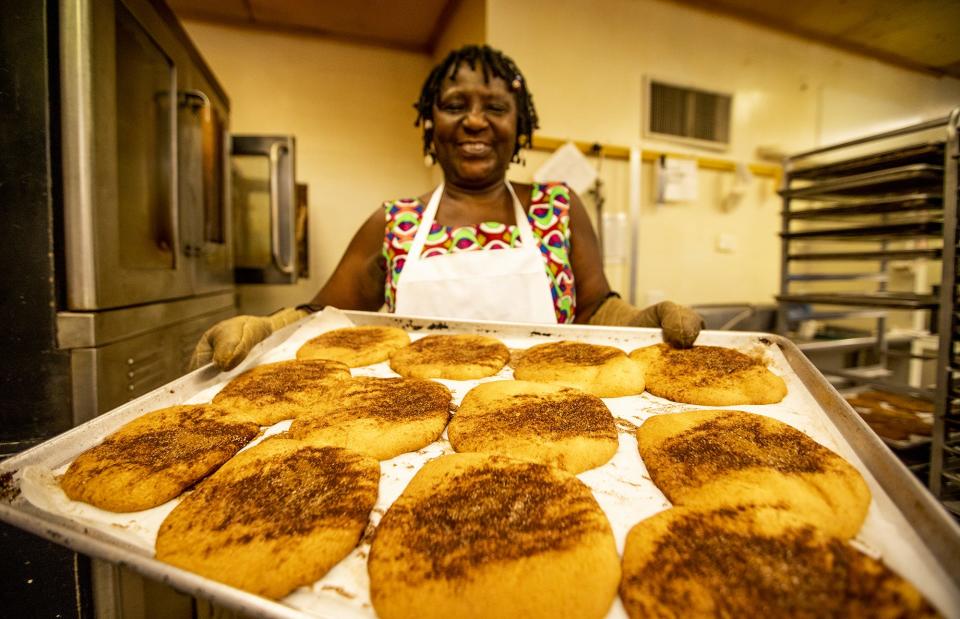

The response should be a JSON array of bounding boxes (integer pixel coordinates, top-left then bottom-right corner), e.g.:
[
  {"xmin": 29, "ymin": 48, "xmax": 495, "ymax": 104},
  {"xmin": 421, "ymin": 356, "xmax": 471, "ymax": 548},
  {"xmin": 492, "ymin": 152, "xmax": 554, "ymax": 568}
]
[{"xmin": 1, "ymin": 308, "xmax": 958, "ymax": 618}]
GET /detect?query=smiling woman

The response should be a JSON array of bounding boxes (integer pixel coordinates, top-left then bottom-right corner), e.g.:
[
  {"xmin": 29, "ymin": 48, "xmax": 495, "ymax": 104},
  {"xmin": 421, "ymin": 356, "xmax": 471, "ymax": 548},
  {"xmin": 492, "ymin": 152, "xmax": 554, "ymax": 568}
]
[{"xmin": 191, "ymin": 44, "xmax": 705, "ymax": 372}]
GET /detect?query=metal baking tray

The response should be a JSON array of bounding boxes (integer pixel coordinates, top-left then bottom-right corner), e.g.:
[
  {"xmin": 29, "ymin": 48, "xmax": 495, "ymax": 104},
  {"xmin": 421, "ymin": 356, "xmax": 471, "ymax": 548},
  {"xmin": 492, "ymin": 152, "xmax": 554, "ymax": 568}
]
[
  {"xmin": 776, "ymin": 292, "xmax": 940, "ymax": 309},
  {"xmin": 784, "ymin": 193, "xmax": 943, "ymax": 220},
  {"xmin": 788, "ymin": 247, "xmax": 943, "ymax": 261},
  {"xmin": 780, "ymin": 164, "xmax": 944, "ymax": 199},
  {"xmin": 1, "ymin": 309, "xmax": 958, "ymax": 618},
  {"xmin": 780, "ymin": 220, "xmax": 943, "ymax": 241},
  {"xmin": 789, "ymin": 142, "xmax": 945, "ymax": 180}
]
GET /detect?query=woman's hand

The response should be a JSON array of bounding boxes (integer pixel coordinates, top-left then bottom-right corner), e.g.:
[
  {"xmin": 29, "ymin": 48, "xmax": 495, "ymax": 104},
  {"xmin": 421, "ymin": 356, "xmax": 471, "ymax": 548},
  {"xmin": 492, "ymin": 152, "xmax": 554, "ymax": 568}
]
[
  {"xmin": 189, "ymin": 308, "xmax": 307, "ymax": 371},
  {"xmin": 588, "ymin": 297, "xmax": 703, "ymax": 348}
]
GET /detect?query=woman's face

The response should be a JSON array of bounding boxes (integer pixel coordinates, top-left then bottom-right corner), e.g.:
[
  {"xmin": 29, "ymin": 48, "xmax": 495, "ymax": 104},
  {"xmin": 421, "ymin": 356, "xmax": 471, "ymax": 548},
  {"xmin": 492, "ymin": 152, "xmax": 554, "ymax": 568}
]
[{"xmin": 431, "ymin": 64, "xmax": 518, "ymax": 188}]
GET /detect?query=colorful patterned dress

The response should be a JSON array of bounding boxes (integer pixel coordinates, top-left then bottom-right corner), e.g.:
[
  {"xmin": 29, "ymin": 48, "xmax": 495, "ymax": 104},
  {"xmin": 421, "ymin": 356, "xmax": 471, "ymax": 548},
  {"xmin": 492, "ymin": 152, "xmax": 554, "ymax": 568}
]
[{"xmin": 381, "ymin": 182, "xmax": 576, "ymax": 323}]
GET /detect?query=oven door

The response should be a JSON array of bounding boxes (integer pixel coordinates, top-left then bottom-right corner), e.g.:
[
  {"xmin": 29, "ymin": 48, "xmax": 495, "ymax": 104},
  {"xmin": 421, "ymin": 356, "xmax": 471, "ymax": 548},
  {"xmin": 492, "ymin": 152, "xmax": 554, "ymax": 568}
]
[
  {"xmin": 177, "ymin": 70, "xmax": 232, "ymax": 295},
  {"xmin": 60, "ymin": 0, "xmax": 194, "ymax": 310},
  {"xmin": 231, "ymin": 135, "xmax": 299, "ymax": 284}
]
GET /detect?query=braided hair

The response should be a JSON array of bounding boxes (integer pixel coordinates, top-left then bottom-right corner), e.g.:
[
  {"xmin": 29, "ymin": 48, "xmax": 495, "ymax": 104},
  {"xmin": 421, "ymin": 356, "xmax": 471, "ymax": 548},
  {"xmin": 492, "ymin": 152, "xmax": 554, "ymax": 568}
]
[{"xmin": 414, "ymin": 45, "xmax": 539, "ymax": 161}]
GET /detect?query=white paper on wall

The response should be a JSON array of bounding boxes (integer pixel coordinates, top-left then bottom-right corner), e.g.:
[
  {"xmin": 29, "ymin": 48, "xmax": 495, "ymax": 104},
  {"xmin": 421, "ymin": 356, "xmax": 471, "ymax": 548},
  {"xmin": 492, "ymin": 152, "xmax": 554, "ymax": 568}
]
[
  {"xmin": 533, "ymin": 141, "xmax": 598, "ymax": 194},
  {"xmin": 655, "ymin": 156, "xmax": 699, "ymax": 203}
]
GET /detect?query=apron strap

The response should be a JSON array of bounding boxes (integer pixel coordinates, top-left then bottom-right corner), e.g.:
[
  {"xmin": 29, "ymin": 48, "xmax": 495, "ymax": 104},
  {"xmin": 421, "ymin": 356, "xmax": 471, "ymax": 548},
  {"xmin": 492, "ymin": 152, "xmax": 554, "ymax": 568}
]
[{"xmin": 403, "ymin": 183, "xmax": 444, "ymax": 271}]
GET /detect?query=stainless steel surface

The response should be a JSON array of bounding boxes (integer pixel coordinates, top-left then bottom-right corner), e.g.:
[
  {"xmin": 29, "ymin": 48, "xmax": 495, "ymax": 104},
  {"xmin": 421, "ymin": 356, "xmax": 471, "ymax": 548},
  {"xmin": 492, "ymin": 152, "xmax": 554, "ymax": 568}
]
[
  {"xmin": 60, "ymin": 0, "xmax": 100, "ymax": 310},
  {"xmin": 68, "ymin": 306, "xmax": 235, "ymax": 425},
  {"xmin": 777, "ymin": 107, "xmax": 960, "ymax": 509},
  {"xmin": 788, "ymin": 248, "xmax": 942, "ymax": 261},
  {"xmin": 776, "ymin": 292, "xmax": 938, "ymax": 309},
  {"xmin": 788, "ymin": 116, "xmax": 952, "ymax": 160},
  {"xmin": 269, "ymin": 142, "xmax": 294, "ymax": 275},
  {"xmin": 780, "ymin": 221, "xmax": 943, "ymax": 240},
  {"xmin": 785, "ymin": 194, "xmax": 942, "ymax": 219},
  {"xmin": 59, "ymin": 0, "xmax": 233, "ymax": 311},
  {"xmin": 57, "ymin": 291, "xmax": 234, "ymax": 349},
  {"xmin": 231, "ymin": 135, "xmax": 297, "ymax": 284},
  {"xmin": 780, "ymin": 164, "xmax": 944, "ymax": 199},
  {"xmin": 778, "ymin": 336, "xmax": 960, "ymax": 575},
  {"xmin": 790, "ymin": 141, "xmax": 945, "ymax": 179},
  {"xmin": 0, "ymin": 313, "xmax": 958, "ymax": 617},
  {"xmin": 931, "ymin": 107, "xmax": 960, "ymax": 497}
]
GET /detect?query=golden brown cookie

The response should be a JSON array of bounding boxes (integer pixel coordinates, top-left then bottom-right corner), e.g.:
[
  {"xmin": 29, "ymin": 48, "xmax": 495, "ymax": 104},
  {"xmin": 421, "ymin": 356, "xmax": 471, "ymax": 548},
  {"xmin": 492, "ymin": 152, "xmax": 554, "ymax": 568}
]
[
  {"xmin": 296, "ymin": 325, "xmax": 410, "ymax": 367},
  {"xmin": 620, "ymin": 504, "xmax": 938, "ymax": 619},
  {"xmin": 212, "ymin": 359, "xmax": 351, "ymax": 424},
  {"xmin": 368, "ymin": 453, "xmax": 620, "ymax": 619},
  {"xmin": 512, "ymin": 340, "xmax": 645, "ymax": 398},
  {"xmin": 389, "ymin": 334, "xmax": 509, "ymax": 380},
  {"xmin": 636, "ymin": 410, "xmax": 871, "ymax": 539},
  {"xmin": 629, "ymin": 343, "xmax": 786, "ymax": 405},
  {"xmin": 60, "ymin": 405, "xmax": 259, "ymax": 512},
  {"xmin": 287, "ymin": 376, "xmax": 452, "ymax": 459},
  {"xmin": 156, "ymin": 438, "xmax": 379, "ymax": 600},
  {"xmin": 447, "ymin": 380, "xmax": 617, "ymax": 473}
]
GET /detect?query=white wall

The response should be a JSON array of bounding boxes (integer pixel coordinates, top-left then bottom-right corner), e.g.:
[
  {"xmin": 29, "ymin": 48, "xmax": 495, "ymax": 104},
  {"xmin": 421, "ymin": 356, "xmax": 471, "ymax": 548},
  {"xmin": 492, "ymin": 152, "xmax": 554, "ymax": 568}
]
[
  {"xmin": 489, "ymin": 0, "xmax": 960, "ymax": 306},
  {"xmin": 182, "ymin": 22, "xmax": 434, "ymax": 314}
]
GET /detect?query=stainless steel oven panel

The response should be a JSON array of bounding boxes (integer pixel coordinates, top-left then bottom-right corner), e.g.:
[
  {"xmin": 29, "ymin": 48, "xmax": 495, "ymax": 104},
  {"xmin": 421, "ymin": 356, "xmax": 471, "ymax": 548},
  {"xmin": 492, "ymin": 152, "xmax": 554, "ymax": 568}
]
[
  {"xmin": 60, "ymin": 0, "xmax": 197, "ymax": 310},
  {"xmin": 231, "ymin": 135, "xmax": 298, "ymax": 284},
  {"xmin": 178, "ymin": 68, "xmax": 233, "ymax": 296},
  {"xmin": 57, "ymin": 290, "xmax": 235, "ymax": 348},
  {"xmin": 67, "ymin": 304, "xmax": 235, "ymax": 425}
]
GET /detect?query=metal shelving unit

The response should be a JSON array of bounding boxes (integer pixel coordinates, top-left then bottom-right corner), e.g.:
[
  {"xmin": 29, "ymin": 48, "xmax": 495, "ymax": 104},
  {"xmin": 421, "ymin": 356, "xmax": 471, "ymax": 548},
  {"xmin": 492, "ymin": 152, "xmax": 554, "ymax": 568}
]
[{"xmin": 777, "ymin": 108, "xmax": 960, "ymax": 517}]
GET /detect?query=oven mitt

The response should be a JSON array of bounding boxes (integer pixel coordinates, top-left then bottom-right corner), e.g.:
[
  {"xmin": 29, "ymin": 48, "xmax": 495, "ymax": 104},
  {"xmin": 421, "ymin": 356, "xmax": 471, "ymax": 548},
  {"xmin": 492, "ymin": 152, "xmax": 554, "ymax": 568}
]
[
  {"xmin": 588, "ymin": 297, "xmax": 703, "ymax": 348},
  {"xmin": 189, "ymin": 307, "xmax": 308, "ymax": 371}
]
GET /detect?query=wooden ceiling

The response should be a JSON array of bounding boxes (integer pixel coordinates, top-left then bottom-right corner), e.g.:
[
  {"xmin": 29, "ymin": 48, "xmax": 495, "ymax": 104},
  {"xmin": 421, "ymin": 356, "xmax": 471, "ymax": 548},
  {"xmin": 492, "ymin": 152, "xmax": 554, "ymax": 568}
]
[
  {"xmin": 668, "ymin": 0, "xmax": 960, "ymax": 78},
  {"xmin": 166, "ymin": 0, "xmax": 458, "ymax": 52},
  {"xmin": 168, "ymin": 0, "xmax": 960, "ymax": 78}
]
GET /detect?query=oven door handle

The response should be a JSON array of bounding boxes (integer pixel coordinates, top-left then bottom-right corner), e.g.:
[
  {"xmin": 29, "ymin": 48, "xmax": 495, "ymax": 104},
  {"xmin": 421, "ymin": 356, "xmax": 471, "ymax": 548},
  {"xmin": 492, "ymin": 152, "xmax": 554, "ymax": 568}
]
[{"xmin": 269, "ymin": 142, "xmax": 295, "ymax": 274}]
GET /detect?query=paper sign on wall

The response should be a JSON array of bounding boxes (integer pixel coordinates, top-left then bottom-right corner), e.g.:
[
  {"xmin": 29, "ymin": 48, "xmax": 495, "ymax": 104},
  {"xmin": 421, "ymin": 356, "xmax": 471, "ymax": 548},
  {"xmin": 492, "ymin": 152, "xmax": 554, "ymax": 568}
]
[
  {"xmin": 656, "ymin": 156, "xmax": 699, "ymax": 203},
  {"xmin": 533, "ymin": 142, "xmax": 598, "ymax": 194}
]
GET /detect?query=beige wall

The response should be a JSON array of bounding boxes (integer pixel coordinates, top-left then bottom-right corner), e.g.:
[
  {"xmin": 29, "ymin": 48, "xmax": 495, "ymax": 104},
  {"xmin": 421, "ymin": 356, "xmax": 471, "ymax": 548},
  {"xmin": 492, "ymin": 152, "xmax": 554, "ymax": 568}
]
[
  {"xmin": 489, "ymin": 0, "xmax": 960, "ymax": 306},
  {"xmin": 182, "ymin": 21, "xmax": 434, "ymax": 314},
  {"xmin": 433, "ymin": 0, "xmax": 486, "ymax": 61},
  {"xmin": 185, "ymin": 1, "xmax": 960, "ymax": 312}
]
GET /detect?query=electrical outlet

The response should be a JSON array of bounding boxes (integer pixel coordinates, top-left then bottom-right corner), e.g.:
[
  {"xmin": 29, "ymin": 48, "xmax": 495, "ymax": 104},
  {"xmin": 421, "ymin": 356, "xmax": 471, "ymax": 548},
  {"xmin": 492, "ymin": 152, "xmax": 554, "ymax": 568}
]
[{"xmin": 715, "ymin": 232, "xmax": 737, "ymax": 253}]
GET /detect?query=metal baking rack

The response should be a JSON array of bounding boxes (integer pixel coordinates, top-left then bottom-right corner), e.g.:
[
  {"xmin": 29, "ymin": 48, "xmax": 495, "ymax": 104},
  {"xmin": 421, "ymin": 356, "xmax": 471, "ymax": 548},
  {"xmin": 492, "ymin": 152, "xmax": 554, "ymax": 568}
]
[{"xmin": 777, "ymin": 108, "xmax": 960, "ymax": 517}]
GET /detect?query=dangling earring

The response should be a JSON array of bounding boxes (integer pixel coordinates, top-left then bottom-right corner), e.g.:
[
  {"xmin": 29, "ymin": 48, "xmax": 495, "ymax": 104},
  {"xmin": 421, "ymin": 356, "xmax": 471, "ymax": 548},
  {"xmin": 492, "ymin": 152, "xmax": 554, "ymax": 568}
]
[
  {"xmin": 423, "ymin": 119, "xmax": 436, "ymax": 165},
  {"xmin": 513, "ymin": 135, "xmax": 528, "ymax": 165}
]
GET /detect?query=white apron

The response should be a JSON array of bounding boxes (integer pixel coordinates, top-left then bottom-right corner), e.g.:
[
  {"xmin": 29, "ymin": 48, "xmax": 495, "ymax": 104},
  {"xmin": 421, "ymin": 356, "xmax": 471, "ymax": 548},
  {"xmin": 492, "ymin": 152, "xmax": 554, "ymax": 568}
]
[{"xmin": 393, "ymin": 182, "xmax": 557, "ymax": 323}]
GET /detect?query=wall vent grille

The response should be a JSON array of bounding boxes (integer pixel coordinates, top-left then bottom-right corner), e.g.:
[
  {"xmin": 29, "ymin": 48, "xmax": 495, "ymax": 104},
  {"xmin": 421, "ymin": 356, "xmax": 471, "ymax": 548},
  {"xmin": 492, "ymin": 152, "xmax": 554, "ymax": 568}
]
[{"xmin": 647, "ymin": 80, "xmax": 731, "ymax": 148}]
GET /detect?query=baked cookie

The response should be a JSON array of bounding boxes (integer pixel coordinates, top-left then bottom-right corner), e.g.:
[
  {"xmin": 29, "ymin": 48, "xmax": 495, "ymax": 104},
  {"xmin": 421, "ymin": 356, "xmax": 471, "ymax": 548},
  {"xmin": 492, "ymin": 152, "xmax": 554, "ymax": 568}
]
[
  {"xmin": 287, "ymin": 376, "xmax": 452, "ymax": 459},
  {"xmin": 512, "ymin": 340, "xmax": 645, "ymax": 398},
  {"xmin": 389, "ymin": 334, "xmax": 509, "ymax": 380},
  {"xmin": 212, "ymin": 359, "xmax": 351, "ymax": 424},
  {"xmin": 296, "ymin": 325, "xmax": 410, "ymax": 367},
  {"xmin": 620, "ymin": 504, "xmax": 938, "ymax": 619},
  {"xmin": 60, "ymin": 405, "xmax": 259, "ymax": 512},
  {"xmin": 156, "ymin": 438, "xmax": 379, "ymax": 600},
  {"xmin": 368, "ymin": 453, "xmax": 620, "ymax": 619},
  {"xmin": 447, "ymin": 380, "xmax": 617, "ymax": 473},
  {"xmin": 636, "ymin": 410, "xmax": 871, "ymax": 539},
  {"xmin": 629, "ymin": 343, "xmax": 787, "ymax": 405}
]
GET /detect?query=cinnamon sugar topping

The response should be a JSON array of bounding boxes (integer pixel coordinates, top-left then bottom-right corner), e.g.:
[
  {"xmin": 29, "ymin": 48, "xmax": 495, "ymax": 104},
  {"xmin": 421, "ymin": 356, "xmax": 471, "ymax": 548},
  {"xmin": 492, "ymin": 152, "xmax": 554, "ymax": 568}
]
[{"xmin": 383, "ymin": 460, "xmax": 605, "ymax": 582}]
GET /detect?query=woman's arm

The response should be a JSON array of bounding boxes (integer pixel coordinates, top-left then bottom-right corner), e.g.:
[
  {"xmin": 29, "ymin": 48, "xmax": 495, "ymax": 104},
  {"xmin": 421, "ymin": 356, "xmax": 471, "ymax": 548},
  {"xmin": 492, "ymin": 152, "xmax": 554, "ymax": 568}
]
[
  {"xmin": 307, "ymin": 207, "xmax": 388, "ymax": 311},
  {"xmin": 566, "ymin": 189, "xmax": 702, "ymax": 346},
  {"xmin": 567, "ymin": 189, "xmax": 613, "ymax": 323}
]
